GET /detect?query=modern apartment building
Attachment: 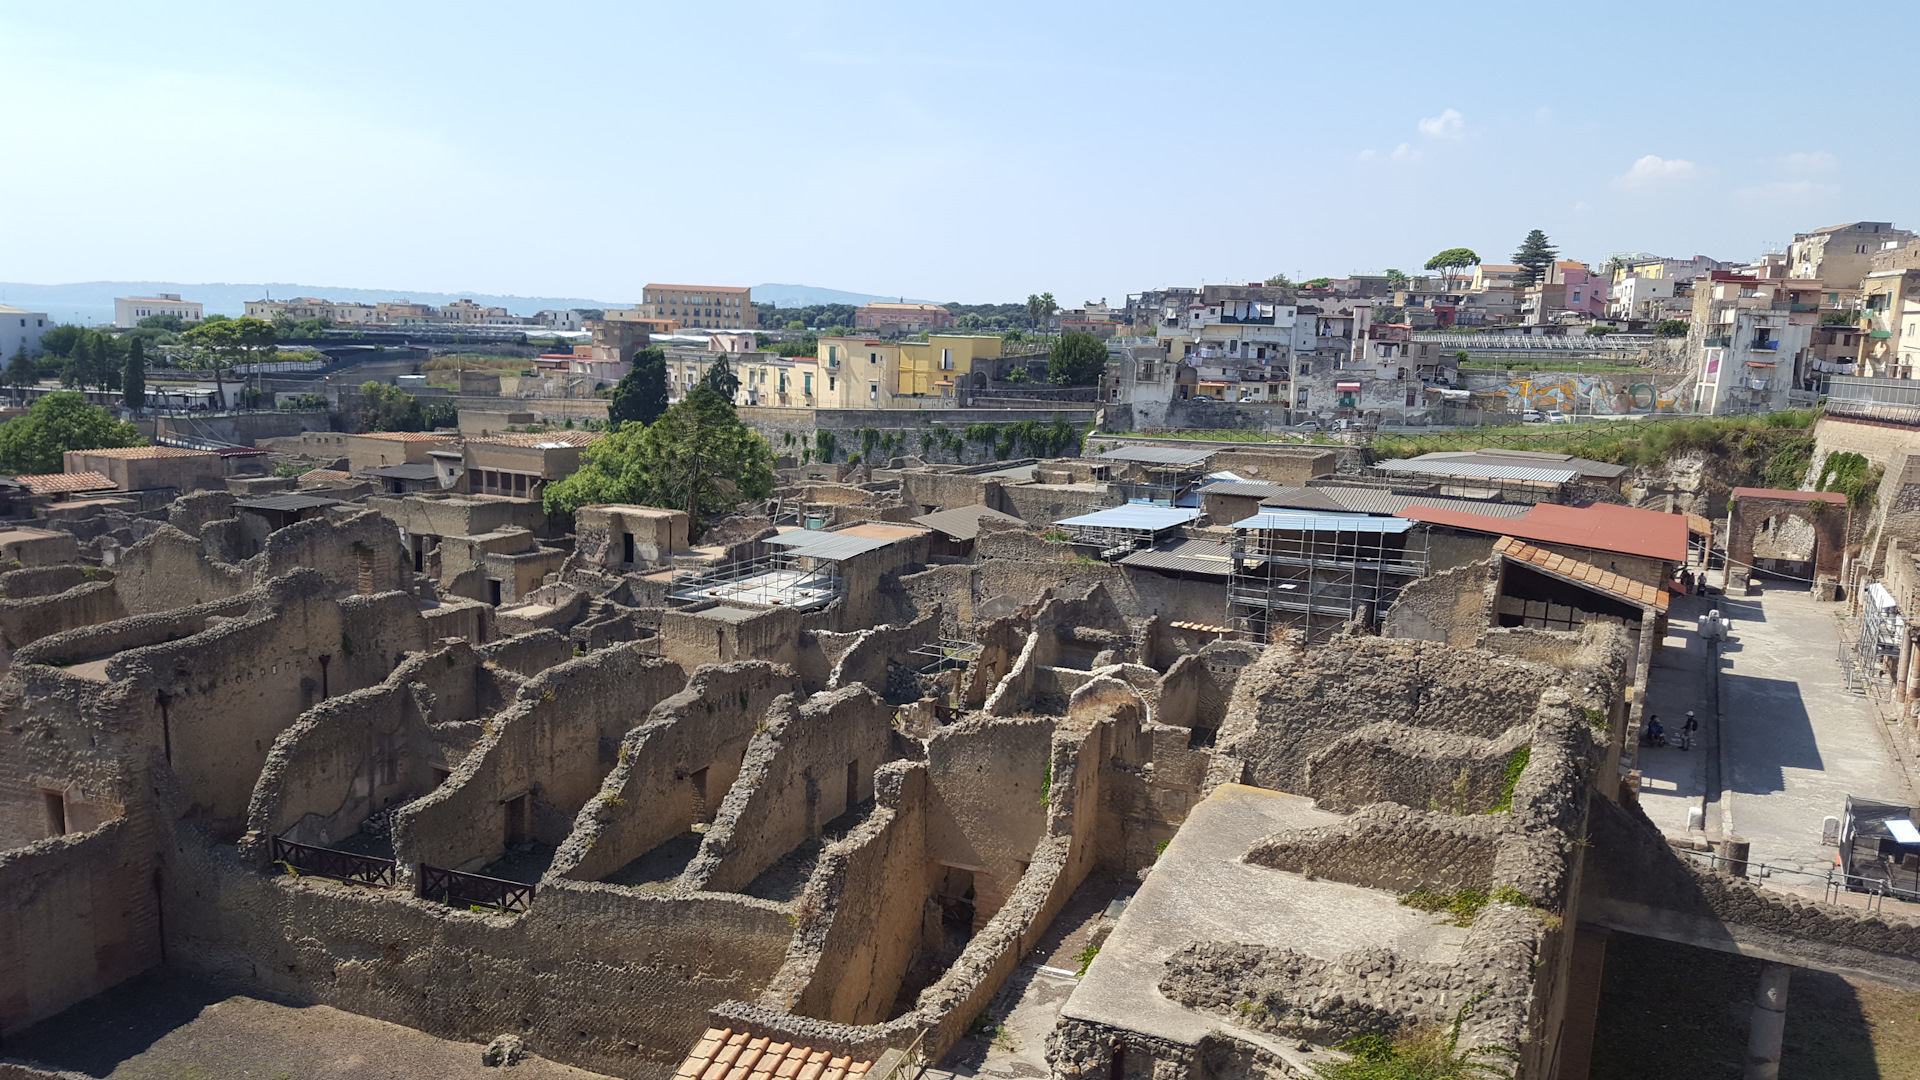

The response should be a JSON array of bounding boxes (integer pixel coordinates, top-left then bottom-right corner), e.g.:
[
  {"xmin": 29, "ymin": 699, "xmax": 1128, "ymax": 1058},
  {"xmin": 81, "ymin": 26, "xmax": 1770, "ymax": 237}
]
[
  {"xmin": 244, "ymin": 297, "xmax": 378, "ymax": 325},
  {"xmin": 0, "ymin": 305, "xmax": 49, "ymax": 358},
  {"xmin": 854, "ymin": 302, "xmax": 954, "ymax": 333},
  {"xmin": 638, "ymin": 285, "xmax": 753, "ymax": 330},
  {"xmin": 1788, "ymin": 222, "xmax": 1914, "ymax": 291},
  {"xmin": 1689, "ymin": 272, "xmax": 1823, "ymax": 413},
  {"xmin": 114, "ymin": 293, "xmax": 203, "ymax": 327}
]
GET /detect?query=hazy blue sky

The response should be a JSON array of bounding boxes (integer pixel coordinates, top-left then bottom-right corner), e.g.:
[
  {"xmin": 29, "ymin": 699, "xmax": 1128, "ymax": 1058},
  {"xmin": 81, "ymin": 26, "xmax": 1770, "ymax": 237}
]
[{"xmin": 2, "ymin": 1, "xmax": 1908, "ymax": 305}]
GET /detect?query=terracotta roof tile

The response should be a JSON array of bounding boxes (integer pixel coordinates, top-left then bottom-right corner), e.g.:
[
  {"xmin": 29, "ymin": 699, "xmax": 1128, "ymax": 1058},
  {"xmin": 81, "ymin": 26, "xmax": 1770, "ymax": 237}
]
[
  {"xmin": 1494, "ymin": 535, "xmax": 1670, "ymax": 613},
  {"xmin": 353, "ymin": 431, "xmax": 454, "ymax": 443},
  {"xmin": 15, "ymin": 471, "xmax": 117, "ymax": 495},
  {"xmin": 467, "ymin": 430, "xmax": 604, "ymax": 448},
  {"xmin": 68, "ymin": 445, "xmax": 215, "ymax": 460},
  {"xmin": 672, "ymin": 1030, "xmax": 873, "ymax": 1080}
]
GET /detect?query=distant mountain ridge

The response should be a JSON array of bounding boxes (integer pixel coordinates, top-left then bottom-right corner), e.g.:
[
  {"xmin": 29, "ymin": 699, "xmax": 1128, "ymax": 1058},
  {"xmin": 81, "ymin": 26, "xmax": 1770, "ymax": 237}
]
[{"xmin": 752, "ymin": 283, "xmax": 938, "ymax": 307}]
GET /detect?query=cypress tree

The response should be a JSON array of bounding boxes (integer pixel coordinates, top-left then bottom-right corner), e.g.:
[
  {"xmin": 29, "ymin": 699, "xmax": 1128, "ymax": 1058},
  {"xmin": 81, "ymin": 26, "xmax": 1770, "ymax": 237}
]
[
  {"xmin": 609, "ymin": 346, "xmax": 670, "ymax": 427},
  {"xmin": 1512, "ymin": 230, "xmax": 1560, "ymax": 288},
  {"xmin": 124, "ymin": 338, "xmax": 146, "ymax": 414}
]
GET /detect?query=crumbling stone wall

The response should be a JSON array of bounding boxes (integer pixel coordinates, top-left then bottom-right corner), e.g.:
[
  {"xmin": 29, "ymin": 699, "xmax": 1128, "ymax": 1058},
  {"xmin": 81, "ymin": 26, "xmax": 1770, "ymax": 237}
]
[
  {"xmin": 0, "ymin": 819, "xmax": 160, "ymax": 1037},
  {"xmin": 682, "ymin": 685, "xmax": 900, "ymax": 893},
  {"xmin": 924, "ymin": 715, "xmax": 1053, "ymax": 926},
  {"xmin": 550, "ymin": 662, "xmax": 796, "ymax": 884},
  {"xmin": 477, "ymin": 628, "xmax": 574, "ymax": 677},
  {"xmin": 1303, "ymin": 723, "xmax": 1531, "ymax": 814},
  {"xmin": 239, "ymin": 643, "xmax": 510, "ymax": 861},
  {"xmin": 825, "ymin": 609, "xmax": 940, "ymax": 700},
  {"xmin": 762, "ymin": 759, "xmax": 931, "ymax": 1025},
  {"xmin": 1382, "ymin": 558, "xmax": 1495, "ymax": 646},
  {"xmin": 393, "ymin": 644, "xmax": 688, "ymax": 875}
]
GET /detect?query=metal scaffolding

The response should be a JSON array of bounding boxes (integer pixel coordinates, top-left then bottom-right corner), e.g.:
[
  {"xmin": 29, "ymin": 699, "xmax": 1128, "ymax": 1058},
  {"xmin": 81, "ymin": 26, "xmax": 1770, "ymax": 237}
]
[
  {"xmin": 1226, "ymin": 518, "xmax": 1431, "ymax": 645},
  {"xmin": 666, "ymin": 550, "xmax": 842, "ymax": 611}
]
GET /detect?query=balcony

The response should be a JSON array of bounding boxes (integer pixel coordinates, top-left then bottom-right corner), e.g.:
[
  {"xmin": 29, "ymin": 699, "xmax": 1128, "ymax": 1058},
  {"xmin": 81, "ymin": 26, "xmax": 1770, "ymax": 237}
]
[
  {"xmin": 1790, "ymin": 303, "xmax": 1820, "ymax": 313},
  {"xmin": 1704, "ymin": 336, "xmax": 1732, "ymax": 348},
  {"xmin": 1750, "ymin": 339, "xmax": 1779, "ymax": 352}
]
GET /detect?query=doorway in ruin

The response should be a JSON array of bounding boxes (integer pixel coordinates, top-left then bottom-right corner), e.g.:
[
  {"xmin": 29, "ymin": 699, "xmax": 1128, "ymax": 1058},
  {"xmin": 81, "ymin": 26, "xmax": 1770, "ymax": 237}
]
[
  {"xmin": 623, "ymin": 532, "xmax": 636, "ymax": 565},
  {"xmin": 504, "ymin": 794, "xmax": 529, "ymax": 848},
  {"xmin": 1751, "ymin": 513, "xmax": 1816, "ymax": 581},
  {"xmin": 689, "ymin": 767, "xmax": 711, "ymax": 824}
]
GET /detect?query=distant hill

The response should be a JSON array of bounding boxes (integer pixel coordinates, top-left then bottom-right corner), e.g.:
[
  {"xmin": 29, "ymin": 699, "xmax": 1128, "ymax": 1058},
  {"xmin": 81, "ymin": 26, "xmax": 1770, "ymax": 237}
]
[
  {"xmin": 0, "ymin": 281, "xmax": 622, "ymax": 327},
  {"xmin": 752, "ymin": 283, "xmax": 939, "ymax": 308}
]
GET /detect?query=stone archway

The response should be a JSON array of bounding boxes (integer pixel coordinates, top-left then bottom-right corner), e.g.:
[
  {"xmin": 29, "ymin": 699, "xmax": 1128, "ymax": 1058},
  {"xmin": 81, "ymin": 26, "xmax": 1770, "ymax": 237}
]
[{"xmin": 1727, "ymin": 487, "xmax": 1847, "ymax": 591}]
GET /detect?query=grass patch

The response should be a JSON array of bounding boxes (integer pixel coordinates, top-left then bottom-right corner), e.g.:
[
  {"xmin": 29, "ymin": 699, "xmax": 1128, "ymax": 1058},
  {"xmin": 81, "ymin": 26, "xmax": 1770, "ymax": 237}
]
[
  {"xmin": 1488, "ymin": 747, "xmax": 1530, "ymax": 813},
  {"xmin": 1311, "ymin": 994, "xmax": 1517, "ymax": 1079},
  {"xmin": 1371, "ymin": 409, "xmax": 1818, "ymax": 468},
  {"xmin": 1117, "ymin": 428, "xmax": 1342, "ymax": 445}
]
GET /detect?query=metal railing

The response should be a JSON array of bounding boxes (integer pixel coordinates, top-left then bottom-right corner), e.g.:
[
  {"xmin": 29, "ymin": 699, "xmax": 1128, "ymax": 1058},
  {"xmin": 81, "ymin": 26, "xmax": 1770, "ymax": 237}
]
[
  {"xmin": 1677, "ymin": 846, "xmax": 1920, "ymax": 912},
  {"xmin": 418, "ymin": 863, "xmax": 535, "ymax": 913},
  {"xmin": 272, "ymin": 836, "xmax": 397, "ymax": 887}
]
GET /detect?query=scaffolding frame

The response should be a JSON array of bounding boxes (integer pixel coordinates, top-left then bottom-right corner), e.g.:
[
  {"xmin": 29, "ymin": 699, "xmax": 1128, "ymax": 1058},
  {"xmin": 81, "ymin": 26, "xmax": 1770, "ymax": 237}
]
[
  {"xmin": 666, "ymin": 550, "xmax": 843, "ymax": 611},
  {"xmin": 1226, "ymin": 523, "xmax": 1431, "ymax": 645}
]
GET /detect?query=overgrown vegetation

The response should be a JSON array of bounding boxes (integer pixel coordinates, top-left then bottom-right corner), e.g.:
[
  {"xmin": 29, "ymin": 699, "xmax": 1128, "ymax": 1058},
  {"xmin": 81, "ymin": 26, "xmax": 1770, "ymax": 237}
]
[
  {"xmin": 0, "ymin": 391, "xmax": 143, "ymax": 474},
  {"xmin": 1074, "ymin": 944, "xmax": 1100, "ymax": 976},
  {"xmin": 1371, "ymin": 409, "xmax": 1819, "ymax": 474},
  {"xmin": 1311, "ymin": 995, "xmax": 1517, "ymax": 1080},
  {"xmin": 1398, "ymin": 885, "xmax": 1532, "ymax": 927},
  {"xmin": 1488, "ymin": 747, "xmax": 1530, "ymax": 813},
  {"xmin": 1815, "ymin": 450, "xmax": 1882, "ymax": 510}
]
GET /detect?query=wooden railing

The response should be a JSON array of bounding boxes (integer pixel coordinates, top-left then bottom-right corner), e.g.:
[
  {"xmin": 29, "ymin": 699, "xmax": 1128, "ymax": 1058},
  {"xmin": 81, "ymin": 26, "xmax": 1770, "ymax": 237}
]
[
  {"xmin": 272, "ymin": 836, "xmax": 397, "ymax": 888},
  {"xmin": 418, "ymin": 863, "xmax": 535, "ymax": 913}
]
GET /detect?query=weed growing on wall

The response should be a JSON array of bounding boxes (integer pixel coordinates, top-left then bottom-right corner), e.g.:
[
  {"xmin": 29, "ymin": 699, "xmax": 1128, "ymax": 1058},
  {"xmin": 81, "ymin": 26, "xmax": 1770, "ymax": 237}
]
[{"xmin": 1488, "ymin": 748, "xmax": 1530, "ymax": 813}]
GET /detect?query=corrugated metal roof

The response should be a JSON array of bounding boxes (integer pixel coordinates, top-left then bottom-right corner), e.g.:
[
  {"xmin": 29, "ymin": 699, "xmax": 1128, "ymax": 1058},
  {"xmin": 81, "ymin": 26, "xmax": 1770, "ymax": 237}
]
[
  {"xmin": 368, "ymin": 462, "xmax": 440, "ymax": 480},
  {"xmin": 1055, "ymin": 505, "xmax": 1200, "ymax": 530},
  {"xmin": 1198, "ymin": 481, "xmax": 1313, "ymax": 500},
  {"xmin": 1373, "ymin": 458, "xmax": 1580, "ymax": 483},
  {"xmin": 234, "ymin": 493, "xmax": 346, "ymax": 513},
  {"xmin": 1417, "ymin": 449, "xmax": 1629, "ymax": 480},
  {"xmin": 1095, "ymin": 445, "xmax": 1218, "ymax": 467},
  {"xmin": 1241, "ymin": 486, "xmax": 1352, "ymax": 513},
  {"xmin": 764, "ymin": 528, "xmax": 901, "ymax": 560},
  {"xmin": 1230, "ymin": 510, "xmax": 1416, "ymax": 534},
  {"xmin": 912, "ymin": 504, "xmax": 1025, "ymax": 541},
  {"xmin": 1119, "ymin": 537, "xmax": 1234, "ymax": 577},
  {"xmin": 1282, "ymin": 486, "xmax": 1533, "ymax": 520}
]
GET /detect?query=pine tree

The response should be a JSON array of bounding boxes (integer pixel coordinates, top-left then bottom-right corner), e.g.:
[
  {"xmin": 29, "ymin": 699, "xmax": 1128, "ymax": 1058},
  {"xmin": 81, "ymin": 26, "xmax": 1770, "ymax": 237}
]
[
  {"xmin": 124, "ymin": 338, "xmax": 146, "ymax": 414},
  {"xmin": 1512, "ymin": 229, "xmax": 1559, "ymax": 288}
]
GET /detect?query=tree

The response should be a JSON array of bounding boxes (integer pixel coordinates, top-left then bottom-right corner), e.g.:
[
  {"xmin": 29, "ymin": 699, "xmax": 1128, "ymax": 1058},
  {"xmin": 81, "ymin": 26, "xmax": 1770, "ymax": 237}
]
[
  {"xmin": 6, "ymin": 346, "xmax": 34, "ymax": 403},
  {"xmin": 1511, "ymin": 230, "xmax": 1559, "ymax": 288},
  {"xmin": 64, "ymin": 331, "xmax": 91, "ymax": 390},
  {"xmin": 137, "ymin": 313, "xmax": 186, "ymax": 332},
  {"xmin": 1424, "ymin": 248, "xmax": 1481, "ymax": 291},
  {"xmin": 609, "ymin": 346, "xmax": 669, "ymax": 426},
  {"xmin": 180, "ymin": 316, "xmax": 277, "ymax": 408},
  {"xmin": 1047, "ymin": 331, "xmax": 1108, "ymax": 386},
  {"xmin": 0, "ymin": 391, "xmax": 143, "ymax": 475},
  {"xmin": 699, "ymin": 355, "xmax": 740, "ymax": 401},
  {"xmin": 1384, "ymin": 269, "xmax": 1409, "ymax": 291},
  {"xmin": 359, "ymin": 380, "xmax": 426, "ymax": 432},
  {"xmin": 1264, "ymin": 273, "xmax": 1293, "ymax": 287},
  {"xmin": 124, "ymin": 338, "xmax": 146, "ymax": 414},
  {"xmin": 542, "ymin": 384, "xmax": 774, "ymax": 539},
  {"xmin": 1654, "ymin": 320, "xmax": 1689, "ymax": 338},
  {"xmin": 38, "ymin": 325, "xmax": 84, "ymax": 358}
]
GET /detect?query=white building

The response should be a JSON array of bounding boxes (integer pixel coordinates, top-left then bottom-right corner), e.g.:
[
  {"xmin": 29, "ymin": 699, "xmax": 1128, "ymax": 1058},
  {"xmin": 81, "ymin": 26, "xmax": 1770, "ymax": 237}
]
[
  {"xmin": 1609, "ymin": 275, "xmax": 1675, "ymax": 320},
  {"xmin": 114, "ymin": 294, "xmax": 203, "ymax": 328},
  {"xmin": 535, "ymin": 309, "xmax": 584, "ymax": 331},
  {"xmin": 0, "ymin": 305, "xmax": 49, "ymax": 358}
]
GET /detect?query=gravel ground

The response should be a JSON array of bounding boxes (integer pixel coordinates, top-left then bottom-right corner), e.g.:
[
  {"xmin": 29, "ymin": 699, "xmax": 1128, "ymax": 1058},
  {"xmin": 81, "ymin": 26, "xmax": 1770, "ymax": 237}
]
[{"xmin": 2, "ymin": 970, "xmax": 618, "ymax": 1080}]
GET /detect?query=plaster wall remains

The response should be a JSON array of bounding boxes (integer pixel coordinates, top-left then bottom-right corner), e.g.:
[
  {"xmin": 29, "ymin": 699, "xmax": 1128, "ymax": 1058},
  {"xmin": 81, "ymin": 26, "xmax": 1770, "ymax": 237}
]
[
  {"xmin": 550, "ymin": 662, "xmax": 800, "ymax": 884},
  {"xmin": 924, "ymin": 716, "xmax": 1052, "ymax": 927},
  {"xmin": 1381, "ymin": 558, "xmax": 1496, "ymax": 646},
  {"xmin": 392, "ymin": 644, "xmax": 689, "ymax": 874},
  {"xmin": 574, "ymin": 505, "xmax": 690, "ymax": 567},
  {"xmin": 681, "ymin": 685, "xmax": 901, "ymax": 893}
]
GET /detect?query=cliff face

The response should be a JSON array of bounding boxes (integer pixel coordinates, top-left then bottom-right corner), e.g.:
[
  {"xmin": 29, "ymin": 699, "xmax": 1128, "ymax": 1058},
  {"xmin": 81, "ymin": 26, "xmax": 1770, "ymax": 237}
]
[{"xmin": 1624, "ymin": 448, "xmax": 1756, "ymax": 518}]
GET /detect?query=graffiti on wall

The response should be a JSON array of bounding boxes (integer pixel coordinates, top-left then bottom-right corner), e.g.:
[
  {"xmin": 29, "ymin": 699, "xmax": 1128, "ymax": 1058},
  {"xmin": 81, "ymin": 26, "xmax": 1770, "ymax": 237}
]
[{"xmin": 1477, "ymin": 374, "xmax": 1688, "ymax": 414}]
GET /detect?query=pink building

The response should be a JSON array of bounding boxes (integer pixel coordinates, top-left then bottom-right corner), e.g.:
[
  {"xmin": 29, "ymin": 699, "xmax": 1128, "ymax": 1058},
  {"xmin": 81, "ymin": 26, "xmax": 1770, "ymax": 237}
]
[
  {"xmin": 854, "ymin": 302, "xmax": 955, "ymax": 332},
  {"xmin": 1548, "ymin": 261, "xmax": 1608, "ymax": 317}
]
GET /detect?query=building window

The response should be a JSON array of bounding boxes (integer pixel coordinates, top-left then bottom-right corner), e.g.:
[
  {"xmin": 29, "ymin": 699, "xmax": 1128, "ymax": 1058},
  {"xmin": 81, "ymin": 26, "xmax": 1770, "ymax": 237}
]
[{"xmin": 869, "ymin": 383, "xmax": 879, "ymax": 401}]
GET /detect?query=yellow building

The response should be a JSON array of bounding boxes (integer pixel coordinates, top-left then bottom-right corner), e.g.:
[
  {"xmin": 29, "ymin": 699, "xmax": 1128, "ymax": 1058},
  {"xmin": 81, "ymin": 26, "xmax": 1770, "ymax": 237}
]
[
  {"xmin": 816, "ymin": 337, "xmax": 901, "ymax": 408},
  {"xmin": 894, "ymin": 334, "xmax": 1005, "ymax": 400}
]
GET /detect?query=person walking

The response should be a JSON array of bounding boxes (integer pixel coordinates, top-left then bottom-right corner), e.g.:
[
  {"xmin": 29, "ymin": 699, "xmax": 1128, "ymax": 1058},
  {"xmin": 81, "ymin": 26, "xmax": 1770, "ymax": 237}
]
[{"xmin": 1680, "ymin": 710, "xmax": 1698, "ymax": 752}]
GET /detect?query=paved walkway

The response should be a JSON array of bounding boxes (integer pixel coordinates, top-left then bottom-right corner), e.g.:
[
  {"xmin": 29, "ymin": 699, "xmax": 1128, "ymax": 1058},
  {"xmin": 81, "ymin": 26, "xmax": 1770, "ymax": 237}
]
[
  {"xmin": 1715, "ymin": 583, "xmax": 1913, "ymax": 877},
  {"xmin": 1635, "ymin": 592, "xmax": 1714, "ymax": 836}
]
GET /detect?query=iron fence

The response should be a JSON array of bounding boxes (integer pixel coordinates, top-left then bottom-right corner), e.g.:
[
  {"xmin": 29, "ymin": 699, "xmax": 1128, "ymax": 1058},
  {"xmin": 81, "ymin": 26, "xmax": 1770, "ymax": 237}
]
[
  {"xmin": 272, "ymin": 836, "xmax": 397, "ymax": 887},
  {"xmin": 418, "ymin": 863, "xmax": 535, "ymax": 913}
]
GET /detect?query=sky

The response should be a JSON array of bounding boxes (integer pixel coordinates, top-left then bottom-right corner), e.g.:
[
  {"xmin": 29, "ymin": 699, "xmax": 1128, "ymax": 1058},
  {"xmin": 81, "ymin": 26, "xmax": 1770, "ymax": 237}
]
[{"xmin": 2, "ymin": 1, "xmax": 1913, "ymax": 307}]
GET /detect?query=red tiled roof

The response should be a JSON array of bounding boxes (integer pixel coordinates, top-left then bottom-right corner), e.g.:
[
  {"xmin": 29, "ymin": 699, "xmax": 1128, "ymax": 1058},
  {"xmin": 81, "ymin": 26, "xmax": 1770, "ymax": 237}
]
[
  {"xmin": 467, "ymin": 431, "xmax": 603, "ymax": 448},
  {"xmin": 1398, "ymin": 501, "xmax": 1688, "ymax": 563},
  {"xmin": 352, "ymin": 431, "xmax": 455, "ymax": 443},
  {"xmin": 69, "ymin": 446, "xmax": 214, "ymax": 460},
  {"xmin": 1494, "ymin": 535, "xmax": 1670, "ymax": 612},
  {"xmin": 673, "ymin": 1028, "xmax": 872, "ymax": 1080},
  {"xmin": 15, "ymin": 471, "xmax": 116, "ymax": 495},
  {"xmin": 1730, "ymin": 487, "xmax": 1846, "ymax": 505}
]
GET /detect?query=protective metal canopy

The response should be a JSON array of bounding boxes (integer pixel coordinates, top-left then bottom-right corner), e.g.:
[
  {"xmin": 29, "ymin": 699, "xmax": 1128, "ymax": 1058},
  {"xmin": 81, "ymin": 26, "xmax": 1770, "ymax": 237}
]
[
  {"xmin": 1373, "ymin": 458, "xmax": 1580, "ymax": 484},
  {"xmin": 1230, "ymin": 510, "xmax": 1416, "ymax": 534},
  {"xmin": 763, "ymin": 530, "xmax": 898, "ymax": 560},
  {"xmin": 1095, "ymin": 445, "xmax": 1218, "ymax": 467},
  {"xmin": 1054, "ymin": 505, "xmax": 1200, "ymax": 530}
]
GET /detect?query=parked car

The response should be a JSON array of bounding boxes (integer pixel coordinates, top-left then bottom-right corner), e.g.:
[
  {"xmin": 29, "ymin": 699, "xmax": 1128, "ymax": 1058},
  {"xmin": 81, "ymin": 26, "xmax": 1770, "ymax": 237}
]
[
  {"xmin": 1544, "ymin": 410, "xmax": 1571, "ymax": 424},
  {"xmin": 1296, "ymin": 420, "xmax": 1323, "ymax": 432},
  {"xmin": 1522, "ymin": 409, "xmax": 1544, "ymax": 423}
]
